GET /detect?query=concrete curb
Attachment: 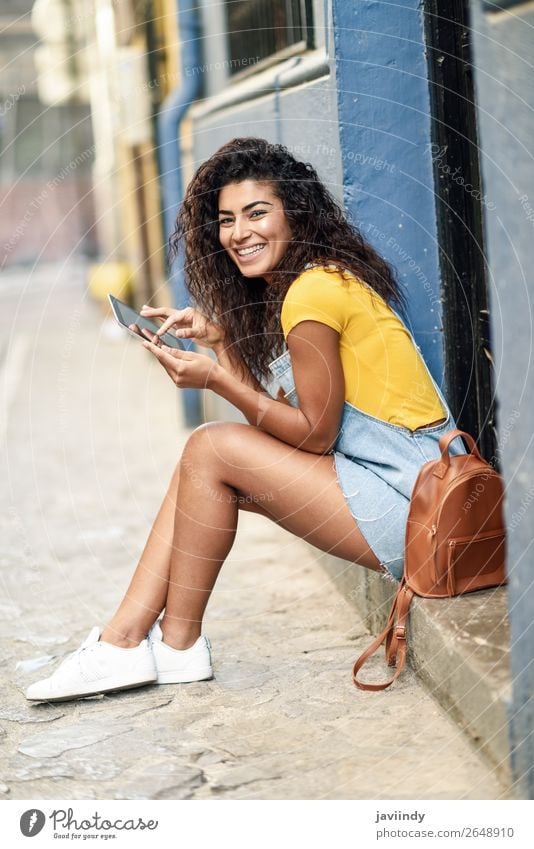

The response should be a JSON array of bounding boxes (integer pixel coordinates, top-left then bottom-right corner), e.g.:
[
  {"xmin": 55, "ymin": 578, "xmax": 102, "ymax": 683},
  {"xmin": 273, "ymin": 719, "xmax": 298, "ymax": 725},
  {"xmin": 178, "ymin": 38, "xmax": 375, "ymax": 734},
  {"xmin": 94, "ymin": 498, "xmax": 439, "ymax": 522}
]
[{"xmin": 305, "ymin": 547, "xmax": 512, "ymax": 789}]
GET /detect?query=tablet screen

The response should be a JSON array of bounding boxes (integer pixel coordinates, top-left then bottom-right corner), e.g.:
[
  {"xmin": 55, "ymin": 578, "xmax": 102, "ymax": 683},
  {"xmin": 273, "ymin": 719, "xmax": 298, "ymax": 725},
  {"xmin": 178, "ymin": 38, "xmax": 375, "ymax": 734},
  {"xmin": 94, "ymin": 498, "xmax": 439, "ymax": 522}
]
[{"xmin": 108, "ymin": 296, "xmax": 185, "ymax": 350}]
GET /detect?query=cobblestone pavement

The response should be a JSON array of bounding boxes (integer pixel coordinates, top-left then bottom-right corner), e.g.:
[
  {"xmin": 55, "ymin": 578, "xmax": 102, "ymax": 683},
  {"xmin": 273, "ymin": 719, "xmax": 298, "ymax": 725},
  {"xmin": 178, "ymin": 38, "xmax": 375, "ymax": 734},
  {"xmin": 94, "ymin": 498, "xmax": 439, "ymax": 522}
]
[{"xmin": 0, "ymin": 263, "xmax": 507, "ymax": 800}]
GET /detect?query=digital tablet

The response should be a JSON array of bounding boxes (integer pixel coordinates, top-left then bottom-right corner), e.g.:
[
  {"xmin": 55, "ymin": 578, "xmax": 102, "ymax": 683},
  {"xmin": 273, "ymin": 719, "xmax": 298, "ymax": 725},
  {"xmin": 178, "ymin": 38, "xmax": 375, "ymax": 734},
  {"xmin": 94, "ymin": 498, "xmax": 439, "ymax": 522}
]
[{"xmin": 108, "ymin": 295, "xmax": 185, "ymax": 350}]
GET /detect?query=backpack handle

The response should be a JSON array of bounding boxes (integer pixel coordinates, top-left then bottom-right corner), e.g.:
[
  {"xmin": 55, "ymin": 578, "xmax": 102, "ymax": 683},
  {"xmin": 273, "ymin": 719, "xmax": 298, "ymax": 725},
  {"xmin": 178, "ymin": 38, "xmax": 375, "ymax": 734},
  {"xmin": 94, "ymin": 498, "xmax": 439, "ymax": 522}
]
[
  {"xmin": 352, "ymin": 580, "xmax": 414, "ymax": 691},
  {"xmin": 433, "ymin": 429, "xmax": 483, "ymax": 479}
]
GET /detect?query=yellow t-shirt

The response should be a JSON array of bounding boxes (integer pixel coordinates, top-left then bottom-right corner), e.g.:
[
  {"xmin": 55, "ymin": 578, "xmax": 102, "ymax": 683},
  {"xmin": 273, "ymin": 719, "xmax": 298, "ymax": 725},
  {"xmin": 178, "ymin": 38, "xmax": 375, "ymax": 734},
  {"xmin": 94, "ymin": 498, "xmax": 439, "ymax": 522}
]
[{"xmin": 280, "ymin": 265, "xmax": 447, "ymax": 431}]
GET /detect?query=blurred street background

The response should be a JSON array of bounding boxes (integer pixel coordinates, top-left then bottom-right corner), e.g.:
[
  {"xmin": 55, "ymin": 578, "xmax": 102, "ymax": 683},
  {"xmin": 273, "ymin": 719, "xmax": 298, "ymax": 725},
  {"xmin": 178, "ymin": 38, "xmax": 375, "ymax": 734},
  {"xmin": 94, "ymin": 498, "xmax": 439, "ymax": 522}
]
[{"xmin": 1, "ymin": 0, "xmax": 533, "ymax": 799}]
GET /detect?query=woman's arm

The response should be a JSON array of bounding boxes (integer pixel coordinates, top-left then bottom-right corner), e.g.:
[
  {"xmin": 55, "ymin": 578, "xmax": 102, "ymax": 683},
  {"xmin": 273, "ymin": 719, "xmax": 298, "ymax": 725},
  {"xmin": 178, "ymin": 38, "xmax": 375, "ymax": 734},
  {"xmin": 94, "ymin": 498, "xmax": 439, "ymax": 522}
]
[
  {"xmin": 142, "ymin": 320, "xmax": 345, "ymax": 453},
  {"xmin": 212, "ymin": 341, "xmax": 266, "ymax": 393},
  {"xmin": 212, "ymin": 321, "xmax": 346, "ymax": 454}
]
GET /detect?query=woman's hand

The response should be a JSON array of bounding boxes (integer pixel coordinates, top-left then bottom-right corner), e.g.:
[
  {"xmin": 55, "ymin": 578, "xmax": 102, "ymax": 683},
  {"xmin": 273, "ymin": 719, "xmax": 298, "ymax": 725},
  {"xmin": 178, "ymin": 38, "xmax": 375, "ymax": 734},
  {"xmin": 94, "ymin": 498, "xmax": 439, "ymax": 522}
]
[
  {"xmin": 139, "ymin": 305, "xmax": 224, "ymax": 350},
  {"xmin": 141, "ymin": 339, "xmax": 222, "ymax": 390}
]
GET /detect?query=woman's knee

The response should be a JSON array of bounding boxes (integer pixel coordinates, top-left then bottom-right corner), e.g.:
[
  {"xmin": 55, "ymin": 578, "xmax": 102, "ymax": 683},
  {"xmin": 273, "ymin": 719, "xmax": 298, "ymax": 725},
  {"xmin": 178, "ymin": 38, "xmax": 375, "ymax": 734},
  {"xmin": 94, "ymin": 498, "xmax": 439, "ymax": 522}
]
[{"xmin": 180, "ymin": 421, "xmax": 249, "ymax": 467}]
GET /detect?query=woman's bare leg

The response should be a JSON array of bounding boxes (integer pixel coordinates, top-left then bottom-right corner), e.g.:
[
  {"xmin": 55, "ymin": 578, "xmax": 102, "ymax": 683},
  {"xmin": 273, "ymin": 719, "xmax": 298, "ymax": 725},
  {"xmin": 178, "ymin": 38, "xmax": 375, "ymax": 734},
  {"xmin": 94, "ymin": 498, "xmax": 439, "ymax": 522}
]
[
  {"xmin": 100, "ymin": 461, "xmax": 183, "ymax": 646},
  {"xmin": 100, "ymin": 447, "xmax": 278, "ymax": 647},
  {"xmin": 159, "ymin": 422, "xmax": 384, "ymax": 649},
  {"xmin": 102, "ymin": 422, "xmax": 385, "ymax": 649}
]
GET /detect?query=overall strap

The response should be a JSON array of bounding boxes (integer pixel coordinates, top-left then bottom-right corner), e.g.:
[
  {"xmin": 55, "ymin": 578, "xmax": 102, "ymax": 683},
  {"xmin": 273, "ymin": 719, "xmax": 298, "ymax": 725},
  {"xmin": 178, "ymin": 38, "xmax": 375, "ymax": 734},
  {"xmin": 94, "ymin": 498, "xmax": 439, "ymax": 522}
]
[{"xmin": 352, "ymin": 579, "xmax": 415, "ymax": 691}]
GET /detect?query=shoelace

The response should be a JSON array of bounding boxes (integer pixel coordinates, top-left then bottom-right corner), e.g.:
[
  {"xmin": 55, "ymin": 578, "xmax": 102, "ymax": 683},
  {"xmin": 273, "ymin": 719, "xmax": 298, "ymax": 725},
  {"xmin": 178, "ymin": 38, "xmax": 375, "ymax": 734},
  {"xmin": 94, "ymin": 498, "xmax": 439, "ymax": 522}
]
[{"xmin": 50, "ymin": 636, "xmax": 100, "ymax": 680}]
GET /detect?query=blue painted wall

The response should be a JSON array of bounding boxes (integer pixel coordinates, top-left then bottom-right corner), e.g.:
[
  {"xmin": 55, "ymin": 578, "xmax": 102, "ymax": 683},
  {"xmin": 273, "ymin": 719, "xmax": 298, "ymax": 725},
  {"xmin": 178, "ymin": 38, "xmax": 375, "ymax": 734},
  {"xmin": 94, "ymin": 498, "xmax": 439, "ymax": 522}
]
[{"xmin": 331, "ymin": 0, "xmax": 444, "ymax": 381}]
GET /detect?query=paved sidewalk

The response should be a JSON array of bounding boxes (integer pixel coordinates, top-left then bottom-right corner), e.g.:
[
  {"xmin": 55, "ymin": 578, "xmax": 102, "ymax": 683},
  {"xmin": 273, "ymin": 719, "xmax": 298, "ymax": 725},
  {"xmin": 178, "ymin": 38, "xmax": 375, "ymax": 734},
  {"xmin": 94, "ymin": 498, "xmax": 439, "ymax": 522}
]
[{"xmin": 0, "ymin": 263, "xmax": 507, "ymax": 800}]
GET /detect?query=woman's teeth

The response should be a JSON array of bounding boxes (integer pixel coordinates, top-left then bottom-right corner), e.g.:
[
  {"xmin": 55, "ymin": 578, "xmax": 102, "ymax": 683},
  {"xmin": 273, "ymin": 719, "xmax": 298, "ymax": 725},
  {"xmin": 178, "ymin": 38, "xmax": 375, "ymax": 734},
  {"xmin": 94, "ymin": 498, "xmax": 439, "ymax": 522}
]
[{"xmin": 236, "ymin": 244, "xmax": 265, "ymax": 257}]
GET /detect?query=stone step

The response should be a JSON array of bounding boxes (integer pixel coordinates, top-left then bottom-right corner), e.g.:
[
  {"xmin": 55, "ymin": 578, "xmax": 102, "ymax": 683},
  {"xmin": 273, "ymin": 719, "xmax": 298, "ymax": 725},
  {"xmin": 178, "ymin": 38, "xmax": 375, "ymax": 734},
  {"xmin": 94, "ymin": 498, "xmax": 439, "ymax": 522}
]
[{"xmin": 305, "ymin": 547, "xmax": 512, "ymax": 789}]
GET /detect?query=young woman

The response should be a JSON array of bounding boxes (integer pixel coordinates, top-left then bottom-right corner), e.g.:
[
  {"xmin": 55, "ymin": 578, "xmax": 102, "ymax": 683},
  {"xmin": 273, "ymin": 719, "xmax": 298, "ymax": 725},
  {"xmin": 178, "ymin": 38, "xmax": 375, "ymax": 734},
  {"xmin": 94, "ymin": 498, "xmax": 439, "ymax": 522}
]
[{"xmin": 26, "ymin": 137, "xmax": 465, "ymax": 702}]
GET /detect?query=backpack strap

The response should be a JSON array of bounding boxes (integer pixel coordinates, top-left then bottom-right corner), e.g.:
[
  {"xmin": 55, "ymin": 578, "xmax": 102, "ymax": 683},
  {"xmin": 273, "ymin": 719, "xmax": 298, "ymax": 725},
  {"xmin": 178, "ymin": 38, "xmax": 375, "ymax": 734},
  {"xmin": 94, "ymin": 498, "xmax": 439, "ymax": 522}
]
[{"xmin": 352, "ymin": 578, "xmax": 415, "ymax": 691}]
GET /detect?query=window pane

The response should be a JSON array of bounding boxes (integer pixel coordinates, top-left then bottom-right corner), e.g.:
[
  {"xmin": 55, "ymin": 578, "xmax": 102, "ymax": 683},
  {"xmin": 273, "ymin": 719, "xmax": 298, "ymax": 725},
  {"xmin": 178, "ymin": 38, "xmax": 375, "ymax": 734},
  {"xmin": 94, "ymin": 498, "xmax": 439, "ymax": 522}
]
[{"xmin": 225, "ymin": 0, "xmax": 312, "ymax": 74}]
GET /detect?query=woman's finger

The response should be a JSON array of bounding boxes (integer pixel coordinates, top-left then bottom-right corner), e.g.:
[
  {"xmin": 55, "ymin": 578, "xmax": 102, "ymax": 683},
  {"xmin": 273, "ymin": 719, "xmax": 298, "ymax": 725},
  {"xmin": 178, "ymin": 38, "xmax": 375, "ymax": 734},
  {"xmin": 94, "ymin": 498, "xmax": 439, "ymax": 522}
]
[
  {"xmin": 155, "ymin": 316, "xmax": 185, "ymax": 336},
  {"xmin": 155, "ymin": 310, "xmax": 194, "ymax": 338},
  {"xmin": 139, "ymin": 305, "xmax": 171, "ymax": 318},
  {"xmin": 174, "ymin": 327, "xmax": 197, "ymax": 338},
  {"xmin": 129, "ymin": 324, "xmax": 160, "ymax": 344},
  {"xmin": 143, "ymin": 342, "xmax": 179, "ymax": 382},
  {"xmin": 140, "ymin": 327, "xmax": 160, "ymax": 344},
  {"xmin": 192, "ymin": 318, "xmax": 207, "ymax": 338},
  {"xmin": 142, "ymin": 339, "xmax": 184, "ymax": 364}
]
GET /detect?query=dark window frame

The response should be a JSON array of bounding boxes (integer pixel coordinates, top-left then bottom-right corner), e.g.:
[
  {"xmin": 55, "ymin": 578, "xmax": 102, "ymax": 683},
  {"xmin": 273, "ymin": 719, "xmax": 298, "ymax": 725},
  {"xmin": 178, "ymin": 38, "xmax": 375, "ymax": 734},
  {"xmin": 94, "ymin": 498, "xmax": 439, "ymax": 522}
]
[
  {"xmin": 224, "ymin": 0, "xmax": 315, "ymax": 80},
  {"xmin": 424, "ymin": 0, "xmax": 497, "ymax": 464}
]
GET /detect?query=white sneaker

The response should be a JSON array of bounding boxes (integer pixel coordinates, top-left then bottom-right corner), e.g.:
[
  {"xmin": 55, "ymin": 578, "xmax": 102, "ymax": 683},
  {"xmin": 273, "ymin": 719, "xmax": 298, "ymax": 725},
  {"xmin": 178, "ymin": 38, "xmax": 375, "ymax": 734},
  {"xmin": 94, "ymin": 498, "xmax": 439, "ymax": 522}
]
[
  {"xmin": 148, "ymin": 622, "xmax": 213, "ymax": 684},
  {"xmin": 25, "ymin": 627, "xmax": 157, "ymax": 702}
]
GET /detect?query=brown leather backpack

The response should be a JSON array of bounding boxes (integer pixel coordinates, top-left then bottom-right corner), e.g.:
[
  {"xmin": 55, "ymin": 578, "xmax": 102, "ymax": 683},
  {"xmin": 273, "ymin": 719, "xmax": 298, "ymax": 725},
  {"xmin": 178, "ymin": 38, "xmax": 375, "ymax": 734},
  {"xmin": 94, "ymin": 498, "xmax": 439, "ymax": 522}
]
[{"xmin": 352, "ymin": 428, "xmax": 507, "ymax": 691}]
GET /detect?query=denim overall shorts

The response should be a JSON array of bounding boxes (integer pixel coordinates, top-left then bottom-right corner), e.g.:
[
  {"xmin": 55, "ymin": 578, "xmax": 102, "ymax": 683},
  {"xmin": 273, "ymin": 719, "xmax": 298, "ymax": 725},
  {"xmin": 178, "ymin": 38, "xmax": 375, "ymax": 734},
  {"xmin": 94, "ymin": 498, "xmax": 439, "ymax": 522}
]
[{"xmin": 268, "ymin": 293, "xmax": 467, "ymax": 581}]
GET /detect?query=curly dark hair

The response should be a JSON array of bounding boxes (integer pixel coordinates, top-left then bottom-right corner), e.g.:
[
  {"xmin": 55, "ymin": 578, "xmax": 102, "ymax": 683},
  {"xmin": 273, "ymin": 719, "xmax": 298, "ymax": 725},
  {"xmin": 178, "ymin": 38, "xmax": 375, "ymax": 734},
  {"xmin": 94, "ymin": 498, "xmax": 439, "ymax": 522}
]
[{"xmin": 170, "ymin": 137, "xmax": 406, "ymax": 383}]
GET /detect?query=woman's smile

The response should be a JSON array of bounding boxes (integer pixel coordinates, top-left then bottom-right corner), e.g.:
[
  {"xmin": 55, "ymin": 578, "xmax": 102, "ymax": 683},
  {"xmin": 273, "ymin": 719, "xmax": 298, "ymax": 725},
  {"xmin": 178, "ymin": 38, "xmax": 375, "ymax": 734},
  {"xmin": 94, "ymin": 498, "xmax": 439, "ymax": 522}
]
[{"xmin": 234, "ymin": 243, "xmax": 266, "ymax": 260}]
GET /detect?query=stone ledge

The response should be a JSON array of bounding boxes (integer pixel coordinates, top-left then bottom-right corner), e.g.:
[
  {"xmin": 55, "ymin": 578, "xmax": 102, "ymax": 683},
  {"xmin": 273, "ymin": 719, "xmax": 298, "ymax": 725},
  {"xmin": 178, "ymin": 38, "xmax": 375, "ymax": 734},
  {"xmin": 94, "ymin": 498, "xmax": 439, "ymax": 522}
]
[{"xmin": 304, "ymin": 546, "xmax": 512, "ymax": 790}]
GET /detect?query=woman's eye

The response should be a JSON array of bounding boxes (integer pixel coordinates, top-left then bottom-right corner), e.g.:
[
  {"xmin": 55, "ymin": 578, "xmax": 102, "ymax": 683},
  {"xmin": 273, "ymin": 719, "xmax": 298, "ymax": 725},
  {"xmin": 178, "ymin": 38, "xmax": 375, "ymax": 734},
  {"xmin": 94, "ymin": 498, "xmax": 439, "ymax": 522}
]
[
  {"xmin": 218, "ymin": 218, "xmax": 233, "ymax": 226},
  {"xmin": 250, "ymin": 209, "xmax": 266, "ymax": 218}
]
